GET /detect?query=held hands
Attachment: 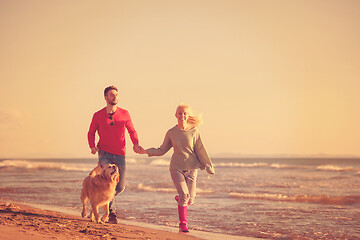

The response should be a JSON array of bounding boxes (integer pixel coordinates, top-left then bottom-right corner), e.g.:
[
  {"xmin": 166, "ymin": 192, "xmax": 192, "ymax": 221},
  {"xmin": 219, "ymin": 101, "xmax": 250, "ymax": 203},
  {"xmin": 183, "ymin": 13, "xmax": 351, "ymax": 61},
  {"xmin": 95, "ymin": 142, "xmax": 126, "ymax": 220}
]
[{"xmin": 133, "ymin": 144, "xmax": 147, "ymax": 154}]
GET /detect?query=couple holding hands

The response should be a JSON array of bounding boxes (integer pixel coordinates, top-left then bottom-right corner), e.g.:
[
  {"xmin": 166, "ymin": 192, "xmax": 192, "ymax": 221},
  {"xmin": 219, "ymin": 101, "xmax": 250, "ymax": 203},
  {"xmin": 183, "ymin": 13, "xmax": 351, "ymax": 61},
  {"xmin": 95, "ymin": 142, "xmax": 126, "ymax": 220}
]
[{"xmin": 87, "ymin": 86, "xmax": 215, "ymax": 232}]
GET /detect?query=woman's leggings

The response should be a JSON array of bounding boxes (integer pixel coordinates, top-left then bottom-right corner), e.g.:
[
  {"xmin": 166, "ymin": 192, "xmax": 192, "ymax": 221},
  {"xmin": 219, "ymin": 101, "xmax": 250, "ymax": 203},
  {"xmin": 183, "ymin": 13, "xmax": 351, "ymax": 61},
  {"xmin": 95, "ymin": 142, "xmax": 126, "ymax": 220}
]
[{"xmin": 170, "ymin": 169, "xmax": 198, "ymax": 206}]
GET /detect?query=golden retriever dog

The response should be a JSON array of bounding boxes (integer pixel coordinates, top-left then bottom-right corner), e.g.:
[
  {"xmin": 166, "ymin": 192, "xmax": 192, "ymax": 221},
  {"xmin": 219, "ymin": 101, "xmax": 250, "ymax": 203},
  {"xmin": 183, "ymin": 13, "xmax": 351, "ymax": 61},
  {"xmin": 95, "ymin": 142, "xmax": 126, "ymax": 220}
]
[{"xmin": 81, "ymin": 163, "xmax": 119, "ymax": 223}]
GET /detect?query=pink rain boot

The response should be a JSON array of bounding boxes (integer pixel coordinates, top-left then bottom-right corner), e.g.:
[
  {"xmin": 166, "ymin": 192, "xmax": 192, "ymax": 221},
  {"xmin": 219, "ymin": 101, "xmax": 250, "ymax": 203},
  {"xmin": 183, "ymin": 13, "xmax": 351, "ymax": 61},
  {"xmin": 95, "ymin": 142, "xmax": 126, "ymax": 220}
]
[{"xmin": 178, "ymin": 205, "xmax": 189, "ymax": 233}]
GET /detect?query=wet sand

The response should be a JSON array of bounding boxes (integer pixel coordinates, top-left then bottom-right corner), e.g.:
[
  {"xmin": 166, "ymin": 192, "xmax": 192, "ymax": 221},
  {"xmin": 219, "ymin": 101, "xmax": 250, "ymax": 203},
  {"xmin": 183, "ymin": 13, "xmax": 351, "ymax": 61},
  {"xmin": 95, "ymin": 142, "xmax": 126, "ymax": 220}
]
[{"xmin": 0, "ymin": 202, "xmax": 200, "ymax": 240}]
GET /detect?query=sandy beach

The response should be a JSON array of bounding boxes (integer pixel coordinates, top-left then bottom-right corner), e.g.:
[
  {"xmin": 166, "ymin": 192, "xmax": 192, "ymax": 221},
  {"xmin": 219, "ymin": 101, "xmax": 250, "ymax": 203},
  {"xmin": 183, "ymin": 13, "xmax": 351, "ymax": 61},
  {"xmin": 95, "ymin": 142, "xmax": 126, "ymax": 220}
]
[{"xmin": 0, "ymin": 202, "xmax": 201, "ymax": 240}]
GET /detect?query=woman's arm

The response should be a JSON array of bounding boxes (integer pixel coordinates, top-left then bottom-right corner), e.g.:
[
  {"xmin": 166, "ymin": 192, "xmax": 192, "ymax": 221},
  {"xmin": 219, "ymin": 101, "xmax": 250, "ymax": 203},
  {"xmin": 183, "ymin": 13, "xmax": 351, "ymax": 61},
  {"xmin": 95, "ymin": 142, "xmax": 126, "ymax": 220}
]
[
  {"xmin": 194, "ymin": 134, "xmax": 215, "ymax": 174},
  {"xmin": 146, "ymin": 132, "xmax": 172, "ymax": 157}
]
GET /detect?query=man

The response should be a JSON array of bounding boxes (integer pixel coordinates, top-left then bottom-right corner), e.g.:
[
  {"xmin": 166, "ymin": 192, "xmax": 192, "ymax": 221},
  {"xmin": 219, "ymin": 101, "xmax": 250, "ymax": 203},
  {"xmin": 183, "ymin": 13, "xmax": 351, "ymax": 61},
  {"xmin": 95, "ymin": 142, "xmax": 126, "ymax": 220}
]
[{"xmin": 88, "ymin": 86, "xmax": 144, "ymax": 224}]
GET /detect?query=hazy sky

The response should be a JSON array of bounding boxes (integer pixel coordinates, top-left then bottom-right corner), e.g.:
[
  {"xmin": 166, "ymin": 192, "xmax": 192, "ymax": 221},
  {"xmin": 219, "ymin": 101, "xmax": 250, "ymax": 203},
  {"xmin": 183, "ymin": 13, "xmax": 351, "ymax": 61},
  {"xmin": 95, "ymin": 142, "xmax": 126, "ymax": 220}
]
[{"xmin": 1, "ymin": 0, "xmax": 359, "ymax": 158}]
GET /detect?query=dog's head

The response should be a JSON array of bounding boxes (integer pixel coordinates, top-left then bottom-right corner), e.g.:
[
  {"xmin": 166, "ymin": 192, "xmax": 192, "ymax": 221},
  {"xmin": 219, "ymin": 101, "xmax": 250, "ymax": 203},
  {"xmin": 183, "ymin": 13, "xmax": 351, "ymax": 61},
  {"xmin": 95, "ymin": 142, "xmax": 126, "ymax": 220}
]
[{"xmin": 102, "ymin": 164, "xmax": 119, "ymax": 183}]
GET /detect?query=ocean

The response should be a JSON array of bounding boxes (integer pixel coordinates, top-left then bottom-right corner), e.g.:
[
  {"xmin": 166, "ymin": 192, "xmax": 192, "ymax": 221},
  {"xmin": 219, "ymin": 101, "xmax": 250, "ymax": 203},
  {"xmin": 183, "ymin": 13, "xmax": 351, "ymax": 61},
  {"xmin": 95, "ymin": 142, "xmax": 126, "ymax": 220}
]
[{"xmin": 0, "ymin": 157, "xmax": 359, "ymax": 239}]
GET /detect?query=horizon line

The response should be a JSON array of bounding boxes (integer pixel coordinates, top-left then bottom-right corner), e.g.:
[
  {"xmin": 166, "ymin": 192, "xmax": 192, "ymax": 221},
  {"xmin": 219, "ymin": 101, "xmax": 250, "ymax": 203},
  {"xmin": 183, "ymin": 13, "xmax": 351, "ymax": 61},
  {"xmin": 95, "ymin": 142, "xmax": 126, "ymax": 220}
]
[{"xmin": 1, "ymin": 154, "xmax": 360, "ymax": 160}]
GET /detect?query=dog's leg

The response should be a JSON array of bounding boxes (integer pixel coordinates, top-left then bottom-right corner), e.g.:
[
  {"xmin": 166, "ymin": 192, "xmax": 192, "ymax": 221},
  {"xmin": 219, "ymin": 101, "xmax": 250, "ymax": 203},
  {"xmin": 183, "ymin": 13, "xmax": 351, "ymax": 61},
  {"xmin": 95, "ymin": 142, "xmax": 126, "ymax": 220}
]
[
  {"xmin": 91, "ymin": 203, "xmax": 101, "ymax": 223},
  {"xmin": 89, "ymin": 209, "xmax": 94, "ymax": 222},
  {"xmin": 80, "ymin": 190, "xmax": 88, "ymax": 218},
  {"xmin": 101, "ymin": 203, "xmax": 110, "ymax": 223}
]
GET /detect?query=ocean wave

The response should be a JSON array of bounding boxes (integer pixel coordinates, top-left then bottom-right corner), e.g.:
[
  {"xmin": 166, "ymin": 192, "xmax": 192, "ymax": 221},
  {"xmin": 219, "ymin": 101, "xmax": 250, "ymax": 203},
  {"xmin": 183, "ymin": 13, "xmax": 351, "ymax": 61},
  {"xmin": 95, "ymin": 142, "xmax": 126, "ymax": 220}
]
[
  {"xmin": 0, "ymin": 160, "xmax": 94, "ymax": 172},
  {"xmin": 254, "ymin": 183, "xmax": 294, "ymax": 189},
  {"xmin": 214, "ymin": 162, "xmax": 268, "ymax": 168},
  {"xmin": 214, "ymin": 162, "xmax": 306, "ymax": 169},
  {"xmin": 125, "ymin": 158, "xmax": 169, "ymax": 166},
  {"xmin": 126, "ymin": 158, "xmax": 151, "ymax": 164},
  {"xmin": 269, "ymin": 163, "xmax": 289, "ymax": 169},
  {"xmin": 196, "ymin": 188, "xmax": 215, "ymax": 194},
  {"xmin": 229, "ymin": 192, "xmax": 360, "ymax": 205},
  {"xmin": 126, "ymin": 158, "xmax": 139, "ymax": 164},
  {"xmin": 214, "ymin": 161, "xmax": 358, "ymax": 173},
  {"xmin": 136, "ymin": 183, "xmax": 214, "ymax": 194},
  {"xmin": 316, "ymin": 165, "xmax": 355, "ymax": 172},
  {"xmin": 269, "ymin": 164, "xmax": 309, "ymax": 170},
  {"xmin": 150, "ymin": 159, "xmax": 170, "ymax": 166},
  {"xmin": 137, "ymin": 183, "xmax": 176, "ymax": 193}
]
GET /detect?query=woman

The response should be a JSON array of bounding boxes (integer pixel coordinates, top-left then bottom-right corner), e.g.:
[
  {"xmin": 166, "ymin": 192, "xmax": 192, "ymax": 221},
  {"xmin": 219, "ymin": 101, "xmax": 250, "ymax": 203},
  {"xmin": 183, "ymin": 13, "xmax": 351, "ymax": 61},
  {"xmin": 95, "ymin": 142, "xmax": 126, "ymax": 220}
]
[{"xmin": 143, "ymin": 104, "xmax": 215, "ymax": 233}]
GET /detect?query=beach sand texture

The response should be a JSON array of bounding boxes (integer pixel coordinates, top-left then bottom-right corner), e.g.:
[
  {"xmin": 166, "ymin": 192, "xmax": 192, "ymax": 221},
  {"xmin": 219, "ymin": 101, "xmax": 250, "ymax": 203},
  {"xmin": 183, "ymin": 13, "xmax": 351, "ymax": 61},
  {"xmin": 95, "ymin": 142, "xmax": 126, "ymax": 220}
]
[
  {"xmin": 0, "ymin": 202, "xmax": 200, "ymax": 240},
  {"xmin": 0, "ymin": 202, "xmax": 258, "ymax": 240}
]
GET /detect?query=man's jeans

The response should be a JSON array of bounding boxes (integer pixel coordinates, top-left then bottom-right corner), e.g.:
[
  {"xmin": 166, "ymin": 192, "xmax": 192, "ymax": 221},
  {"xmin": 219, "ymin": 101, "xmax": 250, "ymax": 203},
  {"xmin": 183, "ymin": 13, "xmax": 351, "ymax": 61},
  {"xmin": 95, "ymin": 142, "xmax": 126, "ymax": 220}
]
[{"xmin": 98, "ymin": 150, "xmax": 126, "ymax": 214}]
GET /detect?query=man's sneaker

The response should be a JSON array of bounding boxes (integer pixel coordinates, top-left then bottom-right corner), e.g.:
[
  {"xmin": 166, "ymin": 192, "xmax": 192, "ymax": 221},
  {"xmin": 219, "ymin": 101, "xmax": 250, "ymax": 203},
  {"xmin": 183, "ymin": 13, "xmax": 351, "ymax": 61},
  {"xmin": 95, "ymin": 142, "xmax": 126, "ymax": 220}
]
[{"xmin": 108, "ymin": 212, "xmax": 118, "ymax": 224}]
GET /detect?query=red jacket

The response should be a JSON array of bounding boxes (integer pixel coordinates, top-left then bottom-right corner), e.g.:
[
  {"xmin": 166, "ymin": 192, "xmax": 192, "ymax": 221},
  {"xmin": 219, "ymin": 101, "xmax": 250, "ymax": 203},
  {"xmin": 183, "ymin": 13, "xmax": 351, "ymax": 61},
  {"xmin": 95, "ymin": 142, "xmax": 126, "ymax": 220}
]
[{"xmin": 88, "ymin": 107, "xmax": 139, "ymax": 155}]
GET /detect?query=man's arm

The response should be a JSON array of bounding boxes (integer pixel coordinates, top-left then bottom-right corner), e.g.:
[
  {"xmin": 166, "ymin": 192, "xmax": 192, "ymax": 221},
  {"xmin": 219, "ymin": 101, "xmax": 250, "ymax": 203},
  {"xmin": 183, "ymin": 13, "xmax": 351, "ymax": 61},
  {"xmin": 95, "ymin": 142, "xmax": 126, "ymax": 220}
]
[
  {"xmin": 125, "ymin": 111, "xmax": 140, "ymax": 147},
  {"xmin": 88, "ymin": 114, "xmax": 99, "ymax": 154}
]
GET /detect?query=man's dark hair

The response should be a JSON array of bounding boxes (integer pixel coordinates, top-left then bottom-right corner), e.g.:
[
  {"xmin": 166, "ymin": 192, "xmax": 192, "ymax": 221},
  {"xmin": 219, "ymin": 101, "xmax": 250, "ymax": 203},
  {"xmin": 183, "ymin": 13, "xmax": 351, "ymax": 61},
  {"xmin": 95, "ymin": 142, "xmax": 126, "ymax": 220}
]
[{"xmin": 104, "ymin": 86, "xmax": 118, "ymax": 96}]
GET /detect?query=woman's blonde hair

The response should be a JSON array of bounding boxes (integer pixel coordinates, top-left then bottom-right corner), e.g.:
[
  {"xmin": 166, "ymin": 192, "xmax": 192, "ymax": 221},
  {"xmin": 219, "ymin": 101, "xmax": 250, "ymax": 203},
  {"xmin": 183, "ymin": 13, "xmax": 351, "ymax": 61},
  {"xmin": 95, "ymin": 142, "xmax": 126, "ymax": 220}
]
[{"xmin": 176, "ymin": 103, "xmax": 203, "ymax": 127}]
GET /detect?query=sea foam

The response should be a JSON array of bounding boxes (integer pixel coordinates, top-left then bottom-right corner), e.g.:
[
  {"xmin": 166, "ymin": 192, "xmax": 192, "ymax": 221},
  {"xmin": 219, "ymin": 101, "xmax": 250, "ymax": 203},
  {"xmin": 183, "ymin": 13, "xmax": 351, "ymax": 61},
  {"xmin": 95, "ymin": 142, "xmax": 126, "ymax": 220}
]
[
  {"xmin": 316, "ymin": 165, "xmax": 354, "ymax": 172},
  {"xmin": 229, "ymin": 192, "xmax": 360, "ymax": 206},
  {"xmin": 0, "ymin": 160, "xmax": 93, "ymax": 172}
]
